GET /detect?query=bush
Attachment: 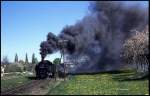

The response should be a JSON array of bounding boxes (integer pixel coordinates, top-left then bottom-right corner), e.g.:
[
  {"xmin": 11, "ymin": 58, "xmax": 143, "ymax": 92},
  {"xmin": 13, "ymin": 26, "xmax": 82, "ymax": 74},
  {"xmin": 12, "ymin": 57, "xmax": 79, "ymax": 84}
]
[
  {"xmin": 53, "ymin": 58, "xmax": 61, "ymax": 65},
  {"xmin": 5, "ymin": 64, "xmax": 23, "ymax": 73},
  {"xmin": 26, "ymin": 63, "xmax": 36, "ymax": 73}
]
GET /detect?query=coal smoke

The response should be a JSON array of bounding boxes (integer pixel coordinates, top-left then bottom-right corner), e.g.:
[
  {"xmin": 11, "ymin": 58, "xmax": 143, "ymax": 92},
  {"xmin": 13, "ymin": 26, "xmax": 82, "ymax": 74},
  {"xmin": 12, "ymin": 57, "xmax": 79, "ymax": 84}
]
[
  {"xmin": 40, "ymin": 32, "xmax": 58, "ymax": 60},
  {"xmin": 40, "ymin": 1, "xmax": 148, "ymax": 73}
]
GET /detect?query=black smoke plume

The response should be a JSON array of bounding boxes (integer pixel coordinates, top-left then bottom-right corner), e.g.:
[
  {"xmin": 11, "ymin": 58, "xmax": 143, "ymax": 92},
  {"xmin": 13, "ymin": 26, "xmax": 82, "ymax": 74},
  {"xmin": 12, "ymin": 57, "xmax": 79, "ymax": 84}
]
[
  {"xmin": 40, "ymin": 1, "xmax": 148, "ymax": 73},
  {"xmin": 40, "ymin": 32, "xmax": 58, "ymax": 60}
]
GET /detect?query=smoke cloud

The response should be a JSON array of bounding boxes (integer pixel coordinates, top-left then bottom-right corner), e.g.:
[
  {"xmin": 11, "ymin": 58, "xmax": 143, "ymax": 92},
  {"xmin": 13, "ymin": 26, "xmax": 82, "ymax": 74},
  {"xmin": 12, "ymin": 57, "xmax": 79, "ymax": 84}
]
[
  {"xmin": 40, "ymin": 32, "xmax": 58, "ymax": 60},
  {"xmin": 40, "ymin": 1, "xmax": 148, "ymax": 73}
]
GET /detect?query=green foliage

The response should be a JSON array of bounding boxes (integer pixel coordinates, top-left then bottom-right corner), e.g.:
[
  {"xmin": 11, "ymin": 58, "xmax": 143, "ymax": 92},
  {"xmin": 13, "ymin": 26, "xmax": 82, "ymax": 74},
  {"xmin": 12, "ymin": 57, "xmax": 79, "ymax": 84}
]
[
  {"xmin": 4, "ymin": 64, "xmax": 23, "ymax": 73},
  {"xmin": 32, "ymin": 53, "xmax": 38, "ymax": 64},
  {"xmin": 53, "ymin": 58, "xmax": 61, "ymax": 65},
  {"xmin": 25, "ymin": 53, "xmax": 29, "ymax": 64},
  {"xmin": 32, "ymin": 53, "xmax": 35, "ymax": 64},
  {"xmin": 34, "ymin": 58, "xmax": 38, "ymax": 64},
  {"xmin": 19, "ymin": 60, "xmax": 24, "ymax": 64},
  {"xmin": 18, "ymin": 60, "xmax": 27, "ymax": 71},
  {"xmin": 14, "ymin": 53, "xmax": 18, "ymax": 63},
  {"xmin": 26, "ymin": 63, "xmax": 36, "ymax": 72}
]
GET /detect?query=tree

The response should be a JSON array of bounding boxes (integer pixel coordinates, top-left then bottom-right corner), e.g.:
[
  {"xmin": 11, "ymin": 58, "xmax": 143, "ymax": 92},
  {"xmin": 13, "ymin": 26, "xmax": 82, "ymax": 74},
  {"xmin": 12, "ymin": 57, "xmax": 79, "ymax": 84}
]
[
  {"xmin": 25, "ymin": 53, "xmax": 29, "ymax": 64},
  {"xmin": 53, "ymin": 58, "xmax": 61, "ymax": 80},
  {"xmin": 122, "ymin": 26, "xmax": 149, "ymax": 72},
  {"xmin": 18, "ymin": 60, "xmax": 25, "ymax": 71},
  {"xmin": 53, "ymin": 58, "xmax": 61, "ymax": 65},
  {"xmin": 34, "ymin": 58, "xmax": 38, "ymax": 64},
  {"xmin": 2, "ymin": 56, "xmax": 9, "ymax": 64},
  {"xmin": 32, "ymin": 53, "xmax": 35, "ymax": 64},
  {"xmin": 32, "ymin": 53, "xmax": 38, "ymax": 64},
  {"xmin": 19, "ymin": 60, "xmax": 24, "ymax": 64},
  {"xmin": 14, "ymin": 53, "xmax": 18, "ymax": 63}
]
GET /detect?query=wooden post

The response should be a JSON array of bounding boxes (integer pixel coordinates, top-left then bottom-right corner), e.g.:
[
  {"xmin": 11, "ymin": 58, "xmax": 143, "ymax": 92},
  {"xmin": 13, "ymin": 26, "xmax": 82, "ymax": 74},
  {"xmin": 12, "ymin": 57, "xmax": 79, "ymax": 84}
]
[
  {"xmin": 63, "ymin": 47, "xmax": 66, "ymax": 81},
  {"xmin": 54, "ymin": 65, "xmax": 57, "ymax": 81}
]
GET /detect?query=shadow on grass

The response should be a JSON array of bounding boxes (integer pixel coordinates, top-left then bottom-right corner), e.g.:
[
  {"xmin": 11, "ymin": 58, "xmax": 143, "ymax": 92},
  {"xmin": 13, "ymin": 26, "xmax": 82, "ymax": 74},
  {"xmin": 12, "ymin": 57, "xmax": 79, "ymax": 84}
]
[
  {"xmin": 26, "ymin": 76, "xmax": 39, "ymax": 80},
  {"xmin": 120, "ymin": 75, "xmax": 148, "ymax": 81},
  {"xmin": 67, "ymin": 70, "xmax": 134, "ymax": 76},
  {"xmin": 112, "ymin": 72, "xmax": 149, "ymax": 81}
]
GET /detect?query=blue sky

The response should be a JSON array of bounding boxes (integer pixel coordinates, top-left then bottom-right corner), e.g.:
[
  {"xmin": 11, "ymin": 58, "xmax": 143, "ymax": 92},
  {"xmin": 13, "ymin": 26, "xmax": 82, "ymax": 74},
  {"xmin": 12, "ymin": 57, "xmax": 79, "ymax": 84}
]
[
  {"xmin": 1, "ymin": 1, "xmax": 148, "ymax": 62},
  {"xmin": 1, "ymin": 1, "xmax": 89, "ymax": 62}
]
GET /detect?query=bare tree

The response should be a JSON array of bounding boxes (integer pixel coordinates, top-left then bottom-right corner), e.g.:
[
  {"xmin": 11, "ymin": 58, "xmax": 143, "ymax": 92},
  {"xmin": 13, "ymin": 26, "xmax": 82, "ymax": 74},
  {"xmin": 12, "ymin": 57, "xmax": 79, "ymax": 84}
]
[
  {"xmin": 122, "ymin": 26, "xmax": 149, "ymax": 72},
  {"xmin": 2, "ymin": 56, "xmax": 9, "ymax": 64}
]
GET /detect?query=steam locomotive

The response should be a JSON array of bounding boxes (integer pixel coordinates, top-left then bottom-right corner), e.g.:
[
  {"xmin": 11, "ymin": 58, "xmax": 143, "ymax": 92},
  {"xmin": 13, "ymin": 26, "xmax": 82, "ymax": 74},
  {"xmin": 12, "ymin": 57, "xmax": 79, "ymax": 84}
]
[
  {"xmin": 35, "ymin": 60, "xmax": 56, "ymax": 79},
  {"xmin": 35, "ymin": 60, "xmax": 65, "ymax": 79}
]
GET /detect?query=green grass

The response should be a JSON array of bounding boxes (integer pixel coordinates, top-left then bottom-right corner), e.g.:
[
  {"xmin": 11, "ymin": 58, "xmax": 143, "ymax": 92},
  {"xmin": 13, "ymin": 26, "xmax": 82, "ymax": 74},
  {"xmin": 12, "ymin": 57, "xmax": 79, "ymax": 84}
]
[
  {"xmin": 1, "ymin": 73, "xmax": 31, "ymax": 91},
  {"xmin": 47, "ymin": 71, "xmax": 149, "ymax": 95}
]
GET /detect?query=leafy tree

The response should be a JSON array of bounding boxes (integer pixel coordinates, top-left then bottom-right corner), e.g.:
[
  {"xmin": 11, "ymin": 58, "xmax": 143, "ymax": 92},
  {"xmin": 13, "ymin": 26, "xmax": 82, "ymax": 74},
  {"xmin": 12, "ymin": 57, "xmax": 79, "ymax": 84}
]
[
  {"xmin": 14, "ymin": 53, "xmax": 18, "ymax": 63},
  {"xmin": 18, "ymin": 60, "xmax": 25, "ymax": 71},
  {"xmin": 32, "ymin": 53, "xmax": 38, "ymax": 64},
  {"xmin": 19, "ymin": 60, "xmax": 24, "ymax": 64},
  {"xmin": 53, "ymin": 58, "xmax": 61, "ymax": 65},
  {"xmin": 34, "ymin": 58, "xmax": 38, "ymax": 64},
  {"xmin": 53, "ymin": 58, "xmax": 61, "ymax": 80},
  {"xmin": 32, "ymin": 53, "xmax": 35, "ymax": 64}
]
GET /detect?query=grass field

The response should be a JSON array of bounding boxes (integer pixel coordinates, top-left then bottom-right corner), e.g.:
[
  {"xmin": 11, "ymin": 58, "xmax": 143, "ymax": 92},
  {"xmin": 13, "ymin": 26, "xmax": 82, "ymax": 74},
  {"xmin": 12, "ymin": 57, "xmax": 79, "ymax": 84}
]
[
  {"xmin": 1, "ymin": 72, "xmax": 32, "ymax": 91},
  {"xmin": 1, "ymin": 71, "xmax": 149, "ymax": 95},
  {"xmin": 47, "ymin": 71, "xmax": 149, "ymax": 95}
]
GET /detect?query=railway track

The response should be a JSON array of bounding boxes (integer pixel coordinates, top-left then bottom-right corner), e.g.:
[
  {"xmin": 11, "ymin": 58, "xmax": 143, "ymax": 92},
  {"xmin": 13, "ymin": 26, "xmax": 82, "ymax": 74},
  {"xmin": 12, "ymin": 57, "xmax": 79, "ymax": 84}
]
[{"xmin": 1, "ymin": 79, "xmax": 51, "ymax": 95}]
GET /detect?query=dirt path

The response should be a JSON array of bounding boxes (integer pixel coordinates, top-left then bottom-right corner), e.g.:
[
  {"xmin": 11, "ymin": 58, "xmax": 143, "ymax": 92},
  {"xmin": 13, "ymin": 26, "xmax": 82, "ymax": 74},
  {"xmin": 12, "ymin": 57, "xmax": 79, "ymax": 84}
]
[{"xmin": 1, "ymin": 79, "xmax": 52, "ymax": 95}]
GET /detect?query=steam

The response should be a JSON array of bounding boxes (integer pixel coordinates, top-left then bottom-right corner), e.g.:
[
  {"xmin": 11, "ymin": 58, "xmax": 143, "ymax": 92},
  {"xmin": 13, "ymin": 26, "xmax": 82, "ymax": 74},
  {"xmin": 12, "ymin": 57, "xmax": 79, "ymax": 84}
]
[{"xmin": 40, "ymin": 1, "xmax": 148, "ymax": 73}]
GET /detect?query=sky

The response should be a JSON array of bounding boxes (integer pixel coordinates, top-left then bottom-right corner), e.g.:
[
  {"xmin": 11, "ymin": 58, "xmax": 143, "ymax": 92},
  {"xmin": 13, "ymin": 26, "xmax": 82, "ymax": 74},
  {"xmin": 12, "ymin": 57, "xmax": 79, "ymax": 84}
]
[
  {"xmin": 1, "ymin": 1, "xmax": 89, "ymax": 62},
  {"xmin": 1, "ymin": 1, "xmax": 148, "ymax": 62}
]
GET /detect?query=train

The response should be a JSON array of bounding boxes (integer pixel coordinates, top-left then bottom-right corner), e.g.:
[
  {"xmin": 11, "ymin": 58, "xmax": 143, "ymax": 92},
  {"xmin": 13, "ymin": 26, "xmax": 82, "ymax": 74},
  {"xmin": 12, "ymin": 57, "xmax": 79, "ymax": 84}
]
[
  {"xmin": 35, "ymin": 60, "xmax": 65, "ymax": 79},
  {"xmin": 35, "ymin": 60, "xmax": 55, "ymax": 79}
]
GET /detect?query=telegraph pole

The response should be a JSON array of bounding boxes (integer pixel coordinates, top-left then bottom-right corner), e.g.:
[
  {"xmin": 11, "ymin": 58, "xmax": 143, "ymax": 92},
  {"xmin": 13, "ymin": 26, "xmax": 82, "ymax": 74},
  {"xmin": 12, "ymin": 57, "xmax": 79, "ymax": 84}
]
[{"xmin": 58, "ymin": 39, "xmax": 68, "ymax": 81}]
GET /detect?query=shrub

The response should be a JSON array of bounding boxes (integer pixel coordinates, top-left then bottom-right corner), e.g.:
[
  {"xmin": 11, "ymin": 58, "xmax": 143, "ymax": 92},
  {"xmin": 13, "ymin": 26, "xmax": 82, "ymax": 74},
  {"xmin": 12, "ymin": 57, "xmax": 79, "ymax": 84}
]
[
  {"xmin": 4, "ymin": 64, "xmax": 23, "ymax": 73},
  {"xmin": 26, "ymin": 63, "xmax": 36, "ymax": 73}
]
